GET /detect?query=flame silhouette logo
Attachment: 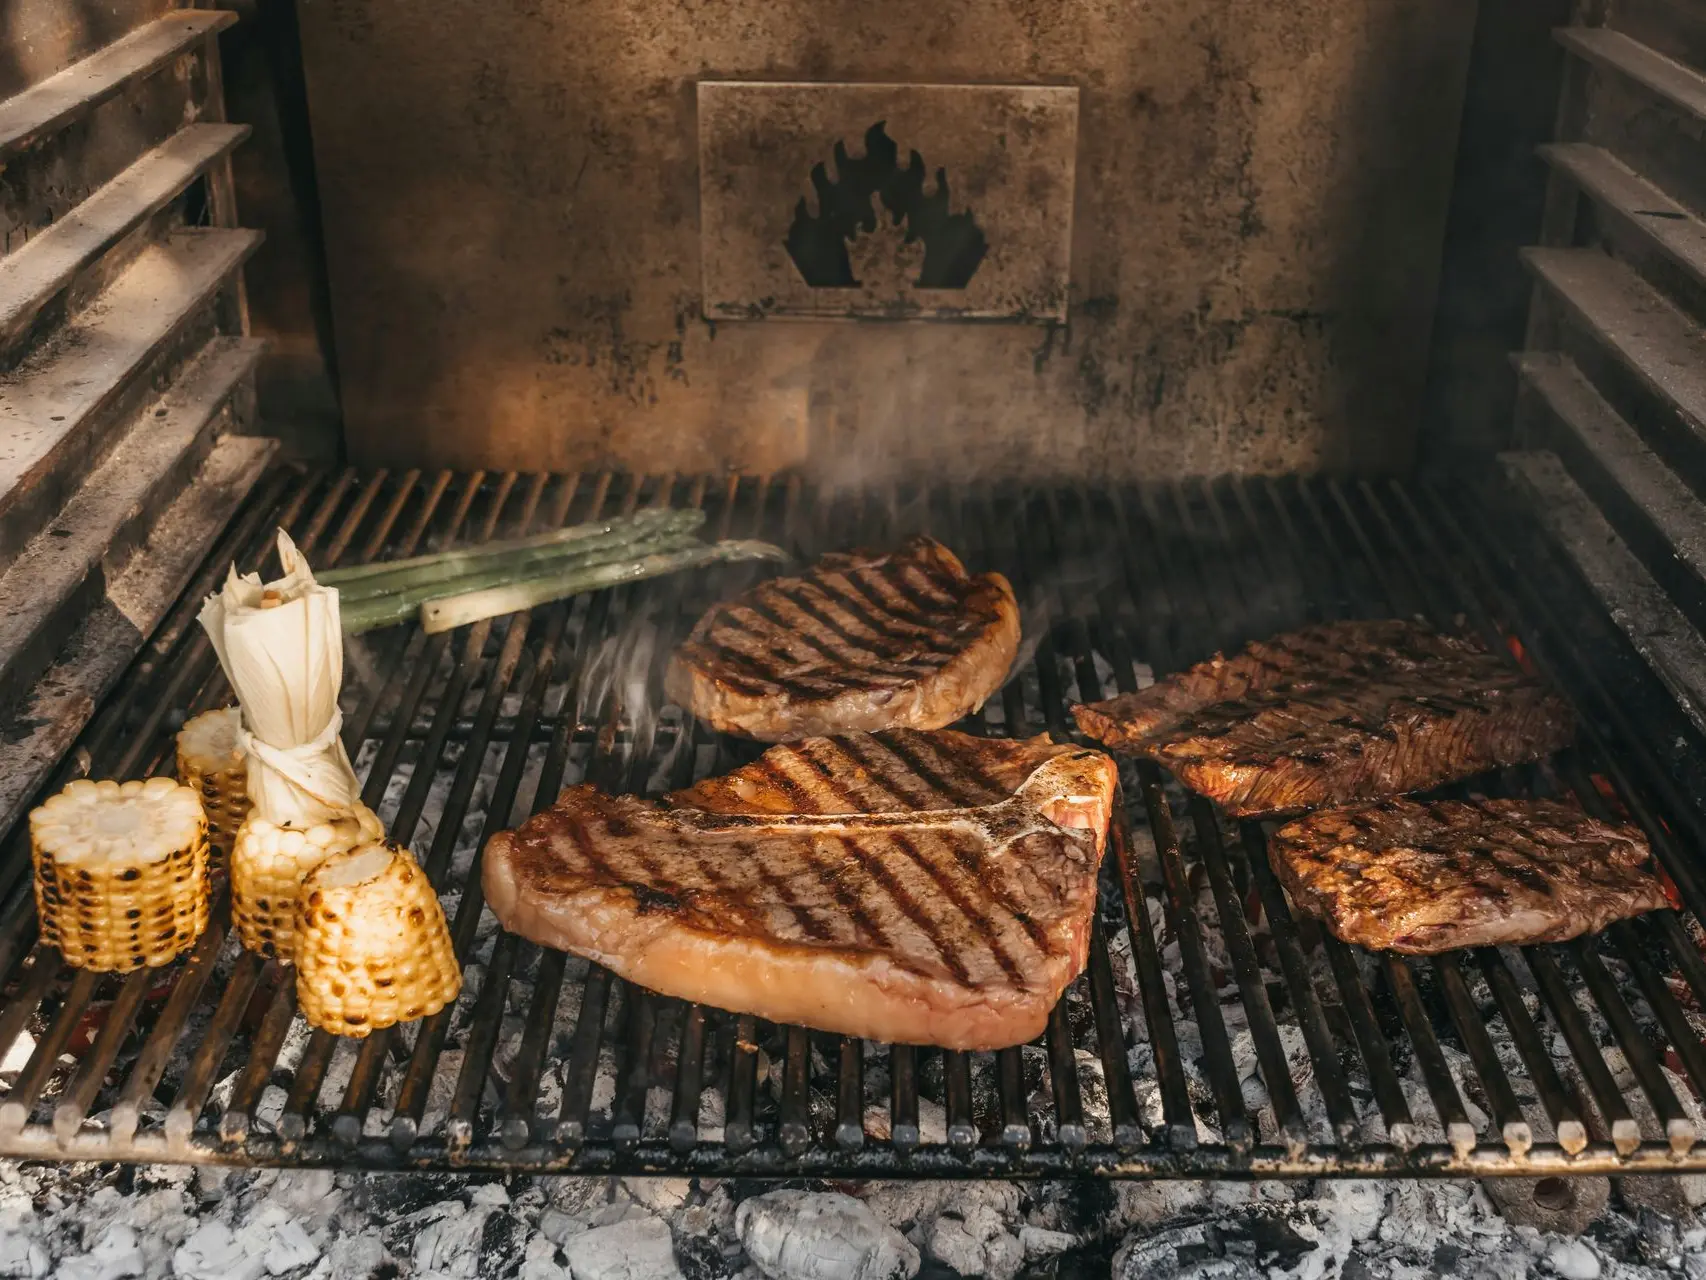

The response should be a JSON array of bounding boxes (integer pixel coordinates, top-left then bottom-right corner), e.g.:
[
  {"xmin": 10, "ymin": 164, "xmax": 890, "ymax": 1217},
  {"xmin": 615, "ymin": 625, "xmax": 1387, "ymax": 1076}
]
[{"xmin": 784, "ymin": 122, "xmax": 988, "ymax": 290}]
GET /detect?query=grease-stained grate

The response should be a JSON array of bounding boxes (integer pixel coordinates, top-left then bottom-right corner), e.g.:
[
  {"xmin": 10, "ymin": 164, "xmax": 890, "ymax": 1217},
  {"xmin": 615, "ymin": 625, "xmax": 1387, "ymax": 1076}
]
[{"xmin": 1, "ymin": 468, "xmax": 1705, "ymax": 1179}]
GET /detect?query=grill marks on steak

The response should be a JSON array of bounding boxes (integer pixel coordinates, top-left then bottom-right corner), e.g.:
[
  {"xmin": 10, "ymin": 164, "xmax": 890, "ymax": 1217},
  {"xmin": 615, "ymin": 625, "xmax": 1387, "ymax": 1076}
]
[
  {"xmin": 1072, "ymin": 620, "xmax": 1575, "ymax": 815},
  {"xmin": 481, "ymin": 729, "xmax": 1117, "ymax": 1049},
  {"xmin": 1269, "ymin": 797, "xmax": 1669, "ymax": 953},
  {"xmin": 666, "ymin": 536, "xmax": 1020, "ymax": 741}
]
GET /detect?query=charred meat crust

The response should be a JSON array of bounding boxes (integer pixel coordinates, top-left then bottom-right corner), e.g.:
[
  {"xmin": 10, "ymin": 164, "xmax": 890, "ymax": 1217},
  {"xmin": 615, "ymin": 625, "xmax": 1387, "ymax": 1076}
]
[
  {"xmin": 1071, "ymin": 619, "xmax": 1575, "ymax": 816},
  {"xmin": 1268, "ymin": 797, "xmax": 1669, "ymax": 954},
  {"xmin": 665, "ymin": 536, "xmax": 1020, "ymax": 742},
  {"xmin": 481, "ymin": 729, "xmax": 1117, "ymax": 1050}
]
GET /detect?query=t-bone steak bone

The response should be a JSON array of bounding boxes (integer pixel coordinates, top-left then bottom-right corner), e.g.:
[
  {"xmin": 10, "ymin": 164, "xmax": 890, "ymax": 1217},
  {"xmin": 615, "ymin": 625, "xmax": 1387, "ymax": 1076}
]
[
  {"xmin": 666, "ymin": 535, "xmax": 1020, "ymax": 741},
  {"xmin": 1072, "ymin": 619, "xmax": 1575, "ymax": 815},
  {"xmin": 1269, "ymin": 797, "xmax": 1670, "ymax": 953},
  {"xmin": 482, "ymin": 730, "xmax": 1116, "ymax": 1049}
]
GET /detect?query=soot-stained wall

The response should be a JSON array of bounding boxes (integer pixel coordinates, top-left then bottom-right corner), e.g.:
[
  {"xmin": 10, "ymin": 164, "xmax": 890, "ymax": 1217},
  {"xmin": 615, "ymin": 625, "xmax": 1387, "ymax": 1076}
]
[{"xmin": 296, "ymin": 0, "xmax": 1478, "ymax": 480}]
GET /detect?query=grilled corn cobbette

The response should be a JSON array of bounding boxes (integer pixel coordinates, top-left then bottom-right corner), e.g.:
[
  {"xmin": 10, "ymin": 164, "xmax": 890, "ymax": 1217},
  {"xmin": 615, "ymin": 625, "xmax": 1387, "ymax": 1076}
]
[
  {"xmin": 230, "ymin": 805, "xmax": 384, "ymax": 962},
  {"xmin": 176, "ymin": 707, "xmax": 250, "ymax": 865},
  {"xmin": 294, "ymin": 842, "xmax": 460, "ymax": 1036},
  {"xmin": 31, "ymin": 777, "xmax": 209, "ymax": 972}
]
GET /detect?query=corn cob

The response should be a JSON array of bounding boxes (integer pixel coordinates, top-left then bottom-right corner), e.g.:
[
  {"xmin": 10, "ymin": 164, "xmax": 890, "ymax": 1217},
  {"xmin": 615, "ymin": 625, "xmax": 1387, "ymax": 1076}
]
[
  {"xmin": 30, "ymin": 777, "xmax": 209, "ymax": 973},
  {"xmin": 176, "ymin": 707, "xmax": 250, "ymax": 866},
  {"xmin": 230, "ymin": 804, "xmax": 384, "ymax": 962},
  {"xmin": 294, "ymin": 841, "xmax": 461, "ymax": 1036}
]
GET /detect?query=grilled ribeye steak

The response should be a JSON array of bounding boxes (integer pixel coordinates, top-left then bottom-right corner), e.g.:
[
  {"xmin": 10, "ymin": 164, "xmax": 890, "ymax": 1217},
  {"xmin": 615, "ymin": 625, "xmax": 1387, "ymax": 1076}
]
[
  {"xmin": 666, "ymin": 536, "xmax": 1020, "ymax": 741},
  {"xmin": 482, "ymin": 730, "xmax": 1116, "ymax": 1050},
  {"xmin": 1072, "ymin": 619, "xmax": 1575, "ymax": 816},
  {"xmin": 1269, "ymin": 797, "xmax": 1669, "ymax": 953}
]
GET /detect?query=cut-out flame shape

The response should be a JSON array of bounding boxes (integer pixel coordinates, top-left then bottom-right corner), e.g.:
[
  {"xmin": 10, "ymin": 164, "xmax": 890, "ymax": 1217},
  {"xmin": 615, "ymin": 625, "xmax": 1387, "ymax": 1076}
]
[{"xmin": 784, "ymin": 122, "xmax": 988, "ymax": 290}]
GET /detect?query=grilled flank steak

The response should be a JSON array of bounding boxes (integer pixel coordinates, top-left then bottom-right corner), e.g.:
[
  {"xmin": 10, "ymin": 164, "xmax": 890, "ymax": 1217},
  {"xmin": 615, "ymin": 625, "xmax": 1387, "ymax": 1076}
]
[
  {"xmin": 481, "ymin": 730, "xmax": 1117, "ymax": 1050},
  {"xmin": 665, "ymin": 536, "xmax": 1020, "ymax": 741},
  {"xmin": 1269, "ymin": 797, "xmax": 1669, "ymax": 953},
  {"xmin": 1072, "ymin": 619, "xmax": 1575, "ymax": 816}
]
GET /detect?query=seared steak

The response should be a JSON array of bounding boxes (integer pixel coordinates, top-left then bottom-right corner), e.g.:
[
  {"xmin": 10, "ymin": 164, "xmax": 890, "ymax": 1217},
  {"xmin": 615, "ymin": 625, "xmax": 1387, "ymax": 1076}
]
[
  {"xmin": 1072, "ymin": 619, "xmax": 1575, "ymax": 816},
  {"xmin": 666, "ymin": 536, "xmax": 1019, "ymax": 741},
  {"xmin": 1269, "ymin": 797, "xmax": 1669, "ymax": 953},
  {"xmin": 482, "ymin": 730, "xmax": 1116, "ymax": 1049}
]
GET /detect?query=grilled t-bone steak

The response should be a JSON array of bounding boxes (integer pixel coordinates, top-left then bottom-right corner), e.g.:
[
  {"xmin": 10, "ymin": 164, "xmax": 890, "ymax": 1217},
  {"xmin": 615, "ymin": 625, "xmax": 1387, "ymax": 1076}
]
[
  {"xmin": 666, "ymin": 536, "xmax": 1019, "ymax": 741},
  {"xmin": 482, "ymin": 730, "xmax": 1116, "ymax": 1050},
  {"xmin": 1072, "ymin": 619, "xmax": 1575, "ymax": 816},
  {"xmin": 1269, "ymin": 797, "xmax": 1669, "ymax": 953}
]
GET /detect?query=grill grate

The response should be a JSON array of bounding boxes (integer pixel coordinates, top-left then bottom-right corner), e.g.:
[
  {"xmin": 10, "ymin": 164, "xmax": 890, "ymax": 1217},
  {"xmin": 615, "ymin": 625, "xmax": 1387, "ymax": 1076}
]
[{"xmin": 2, "ymin": 468, "xmax": 1706, "ymax": 1177}]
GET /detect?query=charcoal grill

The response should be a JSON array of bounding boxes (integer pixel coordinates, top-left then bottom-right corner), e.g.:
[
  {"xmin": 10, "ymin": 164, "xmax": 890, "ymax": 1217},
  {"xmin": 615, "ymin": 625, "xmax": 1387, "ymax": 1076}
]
[
  {"xmin": 4, "ymin": 0, "xmax": 1706, "ymax": 1194},
  {"xmin": 1, "ymin": 466, "xmax": 1705, "ymax": 1180}
]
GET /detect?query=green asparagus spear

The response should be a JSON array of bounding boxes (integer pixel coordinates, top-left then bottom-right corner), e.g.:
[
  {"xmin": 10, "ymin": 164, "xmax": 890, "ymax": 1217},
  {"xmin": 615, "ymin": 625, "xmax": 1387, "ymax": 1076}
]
[
  {"xmin": 340, "ymin": 531, "xmax": 708, "ymax": 634},
  {"xmin": 417, "ymin": 540, "xmax": 789, "ymax": 635},
  {"xmin": 323, "ymin": 508, "xmax": 704, "ymax": 597}
]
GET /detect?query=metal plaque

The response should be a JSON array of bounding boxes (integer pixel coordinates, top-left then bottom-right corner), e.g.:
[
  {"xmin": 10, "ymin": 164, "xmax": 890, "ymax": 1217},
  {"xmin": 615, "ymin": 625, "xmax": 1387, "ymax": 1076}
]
[{"xmin": 699, "ymin": 82, "xmax": 1077, "ymax": 322}]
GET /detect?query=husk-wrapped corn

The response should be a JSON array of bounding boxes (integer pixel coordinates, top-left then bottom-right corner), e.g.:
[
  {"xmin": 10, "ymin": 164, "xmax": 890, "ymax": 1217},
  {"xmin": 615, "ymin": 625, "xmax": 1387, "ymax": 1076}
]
[
  {"xmin": 31, "ymin": 777, "xmax": 209, "ymax": 972},
  {"xmin": 176, "ymin": 707, "xmax": 249, "ymax": 865},
  {"xmin": 230, "ymin": 804, "xmax": 383, "ymax": 962},
  {"xmin": 294, "ymin": 841, "xmax": 460, "ymax": 1036},
  {"xmin": 201, "ymin": 530, "xmax": 382, "ymax": 962}
]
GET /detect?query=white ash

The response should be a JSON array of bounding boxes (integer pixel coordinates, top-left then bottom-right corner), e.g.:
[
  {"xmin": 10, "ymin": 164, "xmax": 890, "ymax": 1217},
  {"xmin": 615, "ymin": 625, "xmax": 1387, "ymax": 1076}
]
[
  {"xmin": 737, "ymin": 1191, "xmax": 917, "ymax": 1280},
  {"xmin": 2, "ymin": 1161, "xmax": 1692, "ymax": 1280},
  {"xmin": 0, "ymin": 1031, "xmax": 34, "ymax": 1078},
  {"xmin": 925, "ymin": 1202, "xmax": 1023, "ymax": 1280},
  {"xmin": 563, "ymin": 1215, "xmax": 682, "ymax": 1280},
  {"xmin": 1546, "ymin": 1238, "xmax": 1602, "ymax": 1280}
]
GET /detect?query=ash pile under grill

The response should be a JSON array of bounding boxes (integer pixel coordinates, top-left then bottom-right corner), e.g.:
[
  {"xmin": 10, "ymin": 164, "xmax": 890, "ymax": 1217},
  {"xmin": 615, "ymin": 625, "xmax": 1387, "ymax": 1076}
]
[
  {"xmin": 5, "ymin": 469, "xmax": 1706, "ymax": 1189},
  {"xmin": 1, "ymin": 1161, "xmax": 1703, "ymax": 1280}
]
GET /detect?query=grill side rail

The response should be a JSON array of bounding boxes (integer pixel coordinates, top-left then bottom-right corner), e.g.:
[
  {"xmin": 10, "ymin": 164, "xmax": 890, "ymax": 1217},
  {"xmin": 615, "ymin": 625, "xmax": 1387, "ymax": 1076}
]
[
  {"xmin": 0, "ymin": 5, "xmax": 276, "ymax": 844},
  {"xmin": 1512, "ymin": 11, "xmax": 1706, "ymax": 763}
]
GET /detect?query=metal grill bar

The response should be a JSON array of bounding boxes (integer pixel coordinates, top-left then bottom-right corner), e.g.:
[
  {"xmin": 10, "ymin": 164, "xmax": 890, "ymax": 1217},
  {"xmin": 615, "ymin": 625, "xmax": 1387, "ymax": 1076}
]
[
  {"xmin": 1572, "ymin": 937, "xmax": 1695, "ymax": 1152},
  {"xmin": 1525, "ymin": 944, "xmax": 1643, "ymax": 1154},
  {"xmin": 5, "ymin": 469, "xmax": 1706, "ymax": 1176},
  {"xmin": 1084, "ymin": 923, "xmax": 1144, "ymax": 1151},
  {"xmin": 557, "ymin": 966, "xmax": 612, "ymax": 1147},
  {"xmin": 1436, "ymin": 955, "xmax": 1531, "ymax": 1156},
  {"xmin": 779, "ymin": 1026, "xmax": 811, "ymax": 1156},
  {"xmin": 1191, "ymin": 798, "xmax": 1307, "ymax": 1159},
  {"xmin": 669, "ymin": 1007, "xmax": 710, "ymax": 1153},
  {"xmin": 993, "ymin": 1044, "xmax": 1026, "ymax": 1150},
  {"xmin": 1111, "ymin": 813, "xmax": 1195, "ymax": 1150},
  {"xmin": 725, "ymin": 1014, "xmax": 759, "ymax": 1153},
  {"xmin": 1240, "ymin": 821, "xmax": 1362, "ymax": 1147},
  {"xmin": 1385, "ymin": 955, "xmax": 1477, "ymax": 1158},
  {"xmin": 838, "ymin": 1039, "xmax": 866, "ymax": 1150},
  {"xmin": 1475, "ymin": 948, "xmax": 1587, "ymax": 1154},
  {"xmin": 1137, "ymin": 763, "xmax": 1252, "ymax": 1154},
  {"xmin": 0, "ymin": 968, "xmax": 99, "ymax": 1134}
]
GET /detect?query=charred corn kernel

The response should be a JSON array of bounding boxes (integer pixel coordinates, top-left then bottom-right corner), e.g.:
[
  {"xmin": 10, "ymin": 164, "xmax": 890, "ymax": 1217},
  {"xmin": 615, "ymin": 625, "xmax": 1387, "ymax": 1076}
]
[
  {"xmin": 230, "ymin": 804, "xmax": 383, "ymax": 962},
  {"xmin": 30, "ymin": 777, "xmax": 209, "ymax": 973},
  {"xmin": 176, "ymin": 707, "xmax": 249, "ymax": 866},
  {"xmin": 294, "ymin": 842, "xmax": 460, "ymax": 1037}
]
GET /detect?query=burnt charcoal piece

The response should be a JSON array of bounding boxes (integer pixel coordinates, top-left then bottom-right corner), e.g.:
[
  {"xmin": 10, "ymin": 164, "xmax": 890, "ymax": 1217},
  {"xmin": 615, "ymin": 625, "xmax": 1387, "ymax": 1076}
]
[{"xmin": 785, "ymin": 122, "xmax": 988, "ymax": 289}]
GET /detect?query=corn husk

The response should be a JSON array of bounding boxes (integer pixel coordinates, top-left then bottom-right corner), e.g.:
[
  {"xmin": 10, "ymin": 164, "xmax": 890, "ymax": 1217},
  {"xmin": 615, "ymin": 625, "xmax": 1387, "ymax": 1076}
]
[
  {"xmin": 294, "ymin": 841, "xmax": 460, "ymax": 1036},
  {"xmin": 230, "ymin": 806, "xmax": 383, "ymax": 961},
  {"xmin": 198, "ymin": 530, "xmax": 361, "ymax": 826},
  {"xmin": 176, "ymin": 707, "xmax": 250, "ymax": 865},
  {"xmin": 200, "ymin": 529, "xmax": 375, "ymax": 959},
  {"xmin": 31, "ymin": 777, "xmax": 209, "ymax": 972}
]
